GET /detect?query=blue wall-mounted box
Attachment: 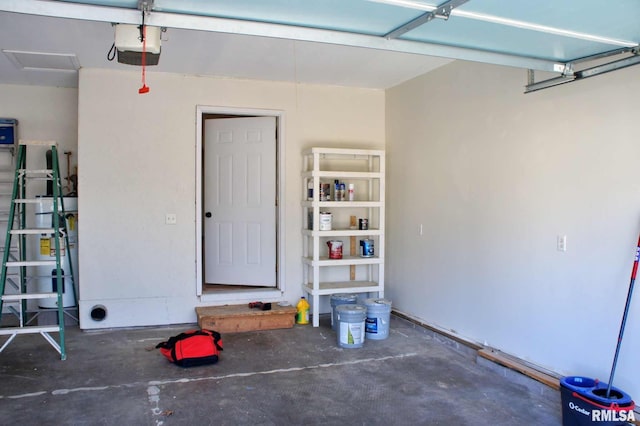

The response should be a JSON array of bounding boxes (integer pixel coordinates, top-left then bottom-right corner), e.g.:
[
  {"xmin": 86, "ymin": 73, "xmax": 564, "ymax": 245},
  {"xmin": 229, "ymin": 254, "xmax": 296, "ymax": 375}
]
[{"xmin": 0, "ymin": 118, "xmax": 18, "ymax": 145}]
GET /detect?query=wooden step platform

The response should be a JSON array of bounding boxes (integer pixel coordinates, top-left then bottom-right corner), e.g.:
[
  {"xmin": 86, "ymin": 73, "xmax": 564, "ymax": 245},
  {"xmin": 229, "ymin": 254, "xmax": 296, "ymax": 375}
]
[{"xmin": 196, "ymin": 303, "xmax": 297, "ymax": 333}]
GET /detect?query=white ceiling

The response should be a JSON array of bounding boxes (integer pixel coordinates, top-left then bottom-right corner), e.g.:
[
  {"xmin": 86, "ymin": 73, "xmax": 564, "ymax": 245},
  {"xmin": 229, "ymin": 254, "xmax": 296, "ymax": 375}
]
[{"xmin": 0, "ymin": 10, "xmax": 452, "ymax": 89}]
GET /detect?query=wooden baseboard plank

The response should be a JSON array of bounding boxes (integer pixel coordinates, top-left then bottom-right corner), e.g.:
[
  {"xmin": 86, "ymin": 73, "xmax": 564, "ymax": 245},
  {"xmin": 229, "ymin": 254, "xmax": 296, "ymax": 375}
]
[{"xmin": 478, "ymin": 348, "xmax": 560, "ymax": 390}]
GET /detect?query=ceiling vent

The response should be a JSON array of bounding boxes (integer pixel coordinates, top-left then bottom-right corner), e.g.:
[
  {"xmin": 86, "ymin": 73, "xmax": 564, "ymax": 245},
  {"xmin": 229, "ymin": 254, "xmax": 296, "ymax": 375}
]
[
  {"xmin": 114, "ymin": 24, "xmax": 161, "ymax": 66},
  {"xmin": 2, "ymin": 50, "xmax": 80, "ymax": 72}
]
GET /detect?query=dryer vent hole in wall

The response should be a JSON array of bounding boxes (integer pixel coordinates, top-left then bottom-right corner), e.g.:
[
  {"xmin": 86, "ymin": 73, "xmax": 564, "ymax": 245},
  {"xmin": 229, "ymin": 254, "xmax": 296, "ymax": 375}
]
[{"xmin": 91, "ymin": 305, "xmax": 107, "ymax": 321}]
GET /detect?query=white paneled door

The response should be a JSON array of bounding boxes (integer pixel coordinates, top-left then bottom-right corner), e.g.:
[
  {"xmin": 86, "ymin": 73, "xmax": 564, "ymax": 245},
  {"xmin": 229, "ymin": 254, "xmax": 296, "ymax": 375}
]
[{"xmin": 204, "ymin": 117, "xmax": 277, "ymax": 286}]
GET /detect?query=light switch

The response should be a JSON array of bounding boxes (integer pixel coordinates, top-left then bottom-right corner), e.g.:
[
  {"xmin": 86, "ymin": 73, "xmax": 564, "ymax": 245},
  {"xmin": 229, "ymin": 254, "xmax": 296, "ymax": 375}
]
[{"xmin": 557, "ymin": 235, "xmax": 567, "ymax": 252}]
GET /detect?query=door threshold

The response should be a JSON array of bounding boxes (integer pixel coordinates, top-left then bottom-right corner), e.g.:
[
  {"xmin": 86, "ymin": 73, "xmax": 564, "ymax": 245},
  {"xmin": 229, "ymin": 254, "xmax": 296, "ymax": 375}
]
[
  {"xmin": 203, "ymin": 284, "xmax": 275, "ymax": 293},
  {"xmin": 200, "ymin": 285, "xmax": 283, "ymax": 304}
]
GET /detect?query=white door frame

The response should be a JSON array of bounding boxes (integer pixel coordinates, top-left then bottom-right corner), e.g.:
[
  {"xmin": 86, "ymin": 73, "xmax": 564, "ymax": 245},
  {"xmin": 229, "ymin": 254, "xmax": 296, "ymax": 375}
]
[{"xmin": 195, "ymin": 105, "xmax": 286, "ymax": 297}]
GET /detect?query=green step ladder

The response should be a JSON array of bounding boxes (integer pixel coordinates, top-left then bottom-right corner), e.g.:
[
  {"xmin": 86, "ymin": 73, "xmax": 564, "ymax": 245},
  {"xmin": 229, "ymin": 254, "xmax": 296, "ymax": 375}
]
[{"xmin": 0, "ymin": 140, "xmax": 75, "ymax": 360}]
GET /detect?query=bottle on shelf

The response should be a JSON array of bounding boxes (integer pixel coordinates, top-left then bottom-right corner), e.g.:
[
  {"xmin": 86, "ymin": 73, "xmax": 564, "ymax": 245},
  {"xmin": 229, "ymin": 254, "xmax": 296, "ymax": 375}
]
[
  {"xmin": 296, "ymin": 297, "xmax": 310, "ymax": 325},
  {"xmin": 320, "ymin": 182, "xmax": 330, "ymax": 201},
  {"xmin": 307, "ymin": 180, "xmax": 313, "ymax": 201},
  {"xmin": 348, "ymin": 183, "xmax": 355, "ymax": 201}
]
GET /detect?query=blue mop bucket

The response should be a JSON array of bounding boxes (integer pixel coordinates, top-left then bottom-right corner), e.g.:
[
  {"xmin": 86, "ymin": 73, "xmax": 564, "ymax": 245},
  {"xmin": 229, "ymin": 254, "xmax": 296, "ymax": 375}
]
[{"xmin": 560, "ymin": 376, "xmax": 635, "ymax": 425}]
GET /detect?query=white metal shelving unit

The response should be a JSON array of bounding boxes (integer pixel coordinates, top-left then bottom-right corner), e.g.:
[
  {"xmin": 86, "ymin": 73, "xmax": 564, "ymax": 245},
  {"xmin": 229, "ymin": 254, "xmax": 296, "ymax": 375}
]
[{"xmin": 301, "ymin": 147, "xmax": 384, "ymax": 327}]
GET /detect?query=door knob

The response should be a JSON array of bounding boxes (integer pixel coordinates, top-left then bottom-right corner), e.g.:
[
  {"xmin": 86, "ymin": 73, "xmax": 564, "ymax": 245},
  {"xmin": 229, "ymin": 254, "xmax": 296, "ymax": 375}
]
[{"xmin": 205, "ymin": 212, "xmax": 212, "ymax": 218}]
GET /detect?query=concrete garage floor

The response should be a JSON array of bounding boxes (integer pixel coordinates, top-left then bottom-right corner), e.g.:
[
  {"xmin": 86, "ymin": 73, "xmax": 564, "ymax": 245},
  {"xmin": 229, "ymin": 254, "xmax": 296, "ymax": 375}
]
[{"xmin": 0, "ymin": 314, "xmax": 562, "ymax": 425}]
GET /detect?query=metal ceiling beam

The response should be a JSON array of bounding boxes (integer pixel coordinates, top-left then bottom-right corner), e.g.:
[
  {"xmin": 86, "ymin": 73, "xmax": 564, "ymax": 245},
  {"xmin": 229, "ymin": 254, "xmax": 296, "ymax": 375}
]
[
  {"xmin": 384, "ymin": 0, "xmax": 469, "ymax": 40},
  {"xmin": 524, "ymin": 74, "xmax": 575, "ymax": 94},
  {"xmin": 0, "ymin": 0, "xmax": 564, "ymax": 73},
  {"xmin": 525, "ymin": 50, "xmax": 640, "ymax": 94},
  {"xmin": 575, "ymin": 53, "xmax": 640, "ymax": 79}
]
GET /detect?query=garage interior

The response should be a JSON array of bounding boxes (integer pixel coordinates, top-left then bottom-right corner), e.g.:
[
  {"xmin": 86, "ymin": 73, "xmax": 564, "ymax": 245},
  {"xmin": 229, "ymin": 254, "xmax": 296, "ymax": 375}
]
[{"xmin": 1, "ymin": 1, "xmax": 639, "ymax": 424}]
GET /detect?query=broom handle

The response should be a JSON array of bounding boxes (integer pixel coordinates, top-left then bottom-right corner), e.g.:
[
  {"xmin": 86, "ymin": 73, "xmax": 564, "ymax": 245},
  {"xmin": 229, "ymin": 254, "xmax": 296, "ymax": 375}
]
[{"xmin": 606, "ymin": 234, "xmax": 640, "ymax": 398}]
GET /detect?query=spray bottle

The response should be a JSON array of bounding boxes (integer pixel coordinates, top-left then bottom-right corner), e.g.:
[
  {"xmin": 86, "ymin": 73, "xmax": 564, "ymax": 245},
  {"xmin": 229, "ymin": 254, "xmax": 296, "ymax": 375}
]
[{"xmin": 296, "ymin": 297, "xmax": 310, "ymax": 325}]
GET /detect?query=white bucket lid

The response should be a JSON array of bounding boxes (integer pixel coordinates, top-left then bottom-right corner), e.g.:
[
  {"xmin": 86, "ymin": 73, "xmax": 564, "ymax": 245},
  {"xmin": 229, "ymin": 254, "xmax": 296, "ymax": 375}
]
[
  {"xmin": 364, "ymin": 298, "xmax": 392, "ymax": 307},
  {"xmin": 336, "ymin": 304, "xmax": 366, "ymax": 313},
  {"xmin": 331, "ymin": 293, "xmax": 358, "ymax": 301}
]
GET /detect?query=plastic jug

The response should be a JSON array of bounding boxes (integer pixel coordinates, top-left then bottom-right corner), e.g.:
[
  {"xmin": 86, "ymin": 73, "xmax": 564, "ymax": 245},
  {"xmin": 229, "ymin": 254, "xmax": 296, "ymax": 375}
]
[{"xmin": 296, "ymin": 297, "xmax": 310, "ymax": 325}]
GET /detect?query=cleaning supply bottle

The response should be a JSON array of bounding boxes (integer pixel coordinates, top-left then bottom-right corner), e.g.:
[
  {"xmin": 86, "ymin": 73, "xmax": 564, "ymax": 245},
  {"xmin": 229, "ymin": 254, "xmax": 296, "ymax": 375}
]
[{"xmin": 296, "ymin": 297, "xmax": 310, "ymax": 325}]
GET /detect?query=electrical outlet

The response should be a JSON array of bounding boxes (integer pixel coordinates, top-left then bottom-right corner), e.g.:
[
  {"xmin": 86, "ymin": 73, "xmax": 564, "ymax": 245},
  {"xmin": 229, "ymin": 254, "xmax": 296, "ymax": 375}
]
[
  {"xmin": 557, "ymin": 235, "xmax": 567, "ymax": 252},
  {"xmin": 165, "ymin": 213, "xmax": 177, "ymax": 225}
]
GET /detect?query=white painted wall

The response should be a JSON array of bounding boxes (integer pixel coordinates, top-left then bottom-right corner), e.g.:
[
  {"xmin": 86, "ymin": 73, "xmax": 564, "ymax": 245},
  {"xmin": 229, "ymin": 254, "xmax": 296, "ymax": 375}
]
[
  {"xmin": 77, "ymin": 68, "xmax": 384, "ymax": 329},
  {"xmin": 0, "ymin": 84, "xmax": 78, "ymax": 185},
  {"xmin": 386, "ymin": 61, "xmax": 640, "ymax": 398}
]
